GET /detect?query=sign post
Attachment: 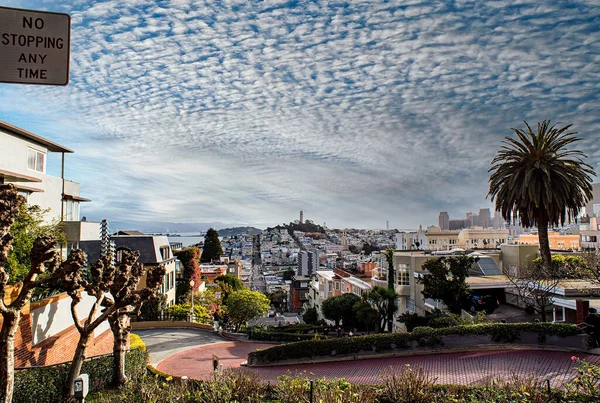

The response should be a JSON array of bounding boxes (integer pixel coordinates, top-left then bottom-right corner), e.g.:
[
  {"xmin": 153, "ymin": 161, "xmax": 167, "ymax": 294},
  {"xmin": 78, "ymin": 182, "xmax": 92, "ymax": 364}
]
[{"xmin": 0, "ymin": 6, "xmax": 70, "ymax": 85}]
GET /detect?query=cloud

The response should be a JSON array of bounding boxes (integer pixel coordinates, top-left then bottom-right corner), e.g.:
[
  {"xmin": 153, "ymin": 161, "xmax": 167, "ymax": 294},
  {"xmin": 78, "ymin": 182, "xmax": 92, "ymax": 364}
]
[{"xmin": 1, "ymin": 0, "xmax": 599, "ymax": 229}]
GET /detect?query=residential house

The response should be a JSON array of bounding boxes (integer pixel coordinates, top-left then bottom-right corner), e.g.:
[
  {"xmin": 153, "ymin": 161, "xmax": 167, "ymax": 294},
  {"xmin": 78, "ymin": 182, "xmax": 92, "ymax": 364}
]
[{"xmin": 0, "ymin": 120, "xmax": 96, "ymax": 250}]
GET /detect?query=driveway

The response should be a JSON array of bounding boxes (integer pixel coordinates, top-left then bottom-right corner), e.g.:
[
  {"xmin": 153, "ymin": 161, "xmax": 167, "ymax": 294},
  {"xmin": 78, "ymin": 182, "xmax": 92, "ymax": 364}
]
[{"xmin": 135, "ymin": 328, "xmax": 225, "ymax": 365}]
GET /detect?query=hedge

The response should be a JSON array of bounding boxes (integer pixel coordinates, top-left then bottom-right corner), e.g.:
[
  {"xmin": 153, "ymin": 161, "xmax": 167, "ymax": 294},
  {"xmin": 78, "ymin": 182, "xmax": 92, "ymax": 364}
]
[
  {"xmin": 13, "ymin": 348, "xmax": 149, "ymax": 403},
  {"xmin": 248, "ymin": 328, "xmax": 327, "ymax": 342},
  {"xmin": 248, "ymin": 322, "xmax": 580, "ymax": 365}
]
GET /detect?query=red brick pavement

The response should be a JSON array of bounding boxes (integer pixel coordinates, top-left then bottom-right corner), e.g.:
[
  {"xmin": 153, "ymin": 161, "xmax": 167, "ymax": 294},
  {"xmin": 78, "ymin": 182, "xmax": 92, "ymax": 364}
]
[
  {"xmin": 157, "ymin": 343, "xmax": 600, "ymax": 388},
  {"xmin": 156, "ymin": 341, "xmax": 277, "ymax": 379}
]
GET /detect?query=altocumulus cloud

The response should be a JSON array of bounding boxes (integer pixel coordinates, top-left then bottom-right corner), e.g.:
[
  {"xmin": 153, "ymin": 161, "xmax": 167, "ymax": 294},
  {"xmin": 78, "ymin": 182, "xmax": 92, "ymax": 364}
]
[{"xmin": 1, "ymin": 0, "xmax": 599, "ymax": 228}]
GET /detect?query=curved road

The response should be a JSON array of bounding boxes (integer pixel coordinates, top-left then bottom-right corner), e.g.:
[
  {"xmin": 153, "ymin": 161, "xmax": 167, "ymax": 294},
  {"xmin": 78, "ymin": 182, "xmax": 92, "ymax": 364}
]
[{"xmin": 138, "ymin": 328, "xmax": 600, "ymax": 387}]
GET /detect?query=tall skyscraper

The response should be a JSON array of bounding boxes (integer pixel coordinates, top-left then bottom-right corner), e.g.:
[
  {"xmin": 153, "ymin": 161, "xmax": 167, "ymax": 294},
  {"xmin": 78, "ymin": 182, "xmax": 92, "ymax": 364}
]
[
  {"xmin": 479, "ymin": 208, "xmax": 491, "ymax": 228},
  {"xmin": 438, "ymin": 212, "xmax": 449, "ymax": 230},
  {"xmin": 466, "ymin": 212, "xmax": 479, "ymax": 227}
]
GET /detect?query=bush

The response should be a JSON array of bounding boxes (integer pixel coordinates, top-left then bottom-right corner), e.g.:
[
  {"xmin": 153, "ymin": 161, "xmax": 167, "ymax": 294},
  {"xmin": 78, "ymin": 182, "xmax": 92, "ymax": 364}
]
[
  {"xmin": 165, "ymin": 303, "xmax": 211, "ymax": 323},
  {"xmin": 248, "ymin": 322, "xmax": 579, "ymax": 365},
  {"xmin": 377, "ymin": 365, "xmax": 437, "ymax": 403},
  {"xmin": 13, "ymin": 349, "xmax": 149, "ymax": 403},
  {"xmin": 248, "ymin": 328, "xmax": 323, "ymax": 342},
  {"xmin": 129, "ymin": 333, "xmax": 146, "ymax": 351},
  {"xmin": 275, "ymin": 372, "xmax": 377, "ymax": 403}
]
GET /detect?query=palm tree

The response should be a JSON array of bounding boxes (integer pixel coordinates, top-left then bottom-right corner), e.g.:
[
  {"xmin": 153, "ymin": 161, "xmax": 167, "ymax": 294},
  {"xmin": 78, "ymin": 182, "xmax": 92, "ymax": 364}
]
[{"xmin": 488, "ymin": 120, "xmax": 594, "ymax": 271}]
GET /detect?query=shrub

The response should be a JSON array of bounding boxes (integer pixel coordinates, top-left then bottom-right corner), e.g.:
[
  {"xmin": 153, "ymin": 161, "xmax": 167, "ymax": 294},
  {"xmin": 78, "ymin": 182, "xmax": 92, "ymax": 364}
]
[
  {"xmin": 129, "ymin": 333, "xmax": 146, "ymax": 351},
  {"xmin": 275, "ymin": 372, "xmax": 377, "ymax": 403},
  {"xmin": 165, "ymin": 303, "xmax": 211, "ymax": 323},
  {"xmin": 377, "ymin": 365, "xmax": 437, "ymax": 403},
  {"xmin": 248, "ymin": 328, "xmax": 323, "ymax": 342},
  {"xmin": 13, "ymin": 349, "xmax": 149, "ymax": 403}
]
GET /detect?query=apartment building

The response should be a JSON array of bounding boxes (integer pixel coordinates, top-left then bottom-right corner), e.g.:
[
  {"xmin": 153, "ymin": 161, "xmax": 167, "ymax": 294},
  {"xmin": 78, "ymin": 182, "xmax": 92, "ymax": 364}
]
[
  {"xmin": 0, "ymin": 120, "xmax": 97, "ymax": 249},
  {"xmin": 518, "ymin": 231, "xmax": 580, "ymax": 251},
  {"xmin": 298, "ymin": 250, "xmax": 319, "ymax": 276},
  {"xmin": 456, "ymin": 227, "xmax": 509, "ymax": 249}
]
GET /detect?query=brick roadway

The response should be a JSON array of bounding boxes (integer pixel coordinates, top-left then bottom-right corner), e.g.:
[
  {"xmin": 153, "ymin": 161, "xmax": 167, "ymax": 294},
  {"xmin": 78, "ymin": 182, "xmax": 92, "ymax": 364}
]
[
  {"xmin": 156, "ymin": 341, "xmax": 277, "ymax": 377},
  {"xmin": 157, "ymin": 343, "xmax": 600, "ymax": 388}
]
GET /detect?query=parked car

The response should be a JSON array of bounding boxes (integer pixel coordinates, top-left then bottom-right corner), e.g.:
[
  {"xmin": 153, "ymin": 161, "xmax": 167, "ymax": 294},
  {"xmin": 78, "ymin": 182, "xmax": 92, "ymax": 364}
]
[{"xmin": 464, "ymin": 294, "xmax": 500, "ymax": 314}]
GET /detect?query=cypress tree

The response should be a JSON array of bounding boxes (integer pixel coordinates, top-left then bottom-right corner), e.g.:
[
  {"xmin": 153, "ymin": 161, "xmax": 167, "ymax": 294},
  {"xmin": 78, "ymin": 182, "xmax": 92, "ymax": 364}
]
[{"xmin": 201, "ymin": 228, "xmax": 223, "ymax": 263}]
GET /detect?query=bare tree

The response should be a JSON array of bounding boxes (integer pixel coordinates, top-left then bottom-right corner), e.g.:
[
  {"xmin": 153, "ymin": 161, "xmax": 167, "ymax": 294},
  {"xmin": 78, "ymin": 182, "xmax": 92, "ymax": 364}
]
[
  {"xmin": 580, "ymin": 251, "xmax": 600, "ymax": 286},
  {"xmin": 62, "ymin": 251, "xmax": 165, "ymax": 396},
  {"xmin": 0, "ymin": 185, "xmax": 86, "ymax": 403},
  {"xmin": 107, "ymin": 250, "xmax": 163, "ymax": 387},
  {"xmin": 504, "ymin": 262, "xmax": 561, "ymax": 322}
]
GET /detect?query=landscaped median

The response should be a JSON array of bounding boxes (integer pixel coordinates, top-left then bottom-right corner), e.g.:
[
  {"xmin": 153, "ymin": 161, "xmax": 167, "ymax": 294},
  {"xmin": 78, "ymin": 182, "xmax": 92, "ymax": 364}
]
[{"xmin": 247, "ymin": 322, "xmax": 583, "ymax": 366}]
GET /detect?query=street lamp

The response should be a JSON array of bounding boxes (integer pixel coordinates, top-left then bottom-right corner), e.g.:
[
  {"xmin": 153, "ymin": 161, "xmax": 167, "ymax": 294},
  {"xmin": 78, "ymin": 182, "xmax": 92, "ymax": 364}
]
[{"xmin": 189, "ymin": 279, "xmax": 195, "ymax": 322}]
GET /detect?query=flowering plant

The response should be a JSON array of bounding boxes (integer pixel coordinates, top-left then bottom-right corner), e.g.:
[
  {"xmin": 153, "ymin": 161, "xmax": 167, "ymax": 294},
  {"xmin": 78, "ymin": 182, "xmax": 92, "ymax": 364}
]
[{"xmin": 565, "ymin": 356, "xmax": 600, "ymax": 399}]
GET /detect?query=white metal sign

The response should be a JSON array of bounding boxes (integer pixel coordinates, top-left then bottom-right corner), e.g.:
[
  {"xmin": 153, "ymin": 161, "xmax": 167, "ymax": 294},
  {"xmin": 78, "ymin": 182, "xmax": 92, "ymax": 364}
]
[{"xmin": 0, "ymin": 6, "xmax": 70, "ymax": 85}]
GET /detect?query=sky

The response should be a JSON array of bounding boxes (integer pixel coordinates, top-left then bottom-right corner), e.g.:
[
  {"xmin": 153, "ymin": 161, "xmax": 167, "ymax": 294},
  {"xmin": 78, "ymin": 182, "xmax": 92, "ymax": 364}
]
[{"xmin": 1, "ymin": 0, "xmax": 599, "ymax": 230}]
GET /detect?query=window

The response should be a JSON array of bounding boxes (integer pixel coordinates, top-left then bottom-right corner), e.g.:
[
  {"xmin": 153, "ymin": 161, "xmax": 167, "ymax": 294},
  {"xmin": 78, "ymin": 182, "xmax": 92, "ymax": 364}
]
[
  {"xmin": 64, "ymin": 199, "xmax": 79, "ymax": 221},
  {"xmin": 300, "ymin": 282, "xmax": 308, "ymax": 288},
  {"xmin": 397, "ymin": 264, "xmax": 410, "ymax": 286},
  {"xmin": 27, "ymin": 148, "xmax": 45, "ymax": 173},
  {"xmin": 160, "ymin": 246, "xmax": 171, "ymax": 260},
  {"xmin": 449, "ymin": 239, "xmax": 456, "ymax": 245},
  {"xmin": 335, "ymin": 282, "xmax": 340, "ymax": 290}
]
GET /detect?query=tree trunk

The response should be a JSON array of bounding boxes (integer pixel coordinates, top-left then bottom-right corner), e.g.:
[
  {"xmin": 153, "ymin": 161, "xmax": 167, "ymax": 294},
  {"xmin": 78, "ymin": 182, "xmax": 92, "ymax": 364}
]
[
  {"xmin": 65, "ymin": 331, "xmax": 92, "ymax": 397},
  {"xmin": 537, "ymin": 214, "xmax": 552, "ymax": 272},
  {"xmin": 540, "ymin": 307, "xmax": 548, "ymax": 322},
  {"xmin": 110, "ymin": 313, "xmax": 130, "ymax": 387},
  {"xmin": 0, "ymin": 310, "xmax": 19, "ymax": 403}
]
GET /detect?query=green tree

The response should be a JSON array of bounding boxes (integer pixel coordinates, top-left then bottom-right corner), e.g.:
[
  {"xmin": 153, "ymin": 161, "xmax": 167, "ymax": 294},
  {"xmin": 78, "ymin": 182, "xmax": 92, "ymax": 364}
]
[
  {"xmin": 302, "ymin": 307, "xmax": 319, "ymax": 325},
  {"xmin": 418, "ymin": 256, "xmax": 474, "ymax": 315},
  {"xmin": 215, "ymin": 274, "xmax": 245, "ymax": 296},
  {"xmin": 353, "ymin": 300, "xmax": 377, "ymax": 334},
  {"xmin": 488, "ymin": 120, "xmax": 594, "ymax": 271},
  {"xmin": 138, "ymin": 294, "xmax": 167, "ymax": 321},
  {"xmin": 225, "ymin": 290, "xmax": 270, "ymax": 331},
  {"xmin": 383, "ymin": 248, "xmax": 396, "ymax": 331},
  {"xmin": 201, "ymin": 228, "xmax": 223, "ymax": 263},
  {"xmin": 321, "ymin": 294, "xmax": 361, "ymax": 327},
  {"xmin": 364, "ymin": 286, "xmax": 398, "ymax": 333},
  {"xmin": 4, "ymin": 203, "xmax": 65, "ymax": 284}
]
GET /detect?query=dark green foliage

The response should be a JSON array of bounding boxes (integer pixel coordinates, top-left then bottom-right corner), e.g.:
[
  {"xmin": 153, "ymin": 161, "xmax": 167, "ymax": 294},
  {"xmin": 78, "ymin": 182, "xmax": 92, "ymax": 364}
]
[
  {"xmin": 353, "ymin": 301, "xmax": 378, "ymax": 333},
  {"xmin": 248, "ymin": 322, "xmax": 579, "ymax": 364},
  {"xmin": 418, "ymin": 256, "xmax": 474, "ymax": 314},
  {"xmin": 398, "ymin": 312, "xmax": 432, "ymax": 332},
  {"xmin": 302, "ymin": 307, "xmax": 319, "ymax": 325},
  {"xmin": 137, "ymin": 293, "xmax": 167, "ymax": 321},
  {"xmin": 321, "ymin": 293, "xmax": 361, "ymax": 327},
  {"xmin": 215, "ymin": 274, "xmax": 245, "ymax": 295},
  {"xmin": 362, "ymin": 242, "xmax": 380, "ymax": 255},
  {"xmin": 282, "ymin": 269, "xmax": 295, "ymax": 281},
  {"xmin": 13, "ymin": 349, "xmax": 148, "ymax": 403},
  {"xmin": 201, "ymin": 228, "xmax": 223, "ymax": 263},
  {"xmin": 488, "ymin": 120, "xmax": 595, "ymax": 269},
  {"xmin": 365, "ymin": 286, "xmax": 398, "ymax": 333},
  {"xmin": 248, "ymin": 328, "xmax": 324, "ymax": 342}
]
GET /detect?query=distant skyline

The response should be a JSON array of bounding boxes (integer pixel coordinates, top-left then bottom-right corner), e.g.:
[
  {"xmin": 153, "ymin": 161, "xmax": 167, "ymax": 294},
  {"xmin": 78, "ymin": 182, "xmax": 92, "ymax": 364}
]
[{"xmin": 1, "ymin": 0, "xmax": 599, "ymax": 229}]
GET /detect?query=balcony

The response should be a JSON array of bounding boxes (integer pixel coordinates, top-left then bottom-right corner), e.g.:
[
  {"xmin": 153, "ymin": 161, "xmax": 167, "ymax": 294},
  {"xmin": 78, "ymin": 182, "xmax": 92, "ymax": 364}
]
[{"xmin": 62, "ymin": 220, "xmax": 100, "ymax": 244}]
